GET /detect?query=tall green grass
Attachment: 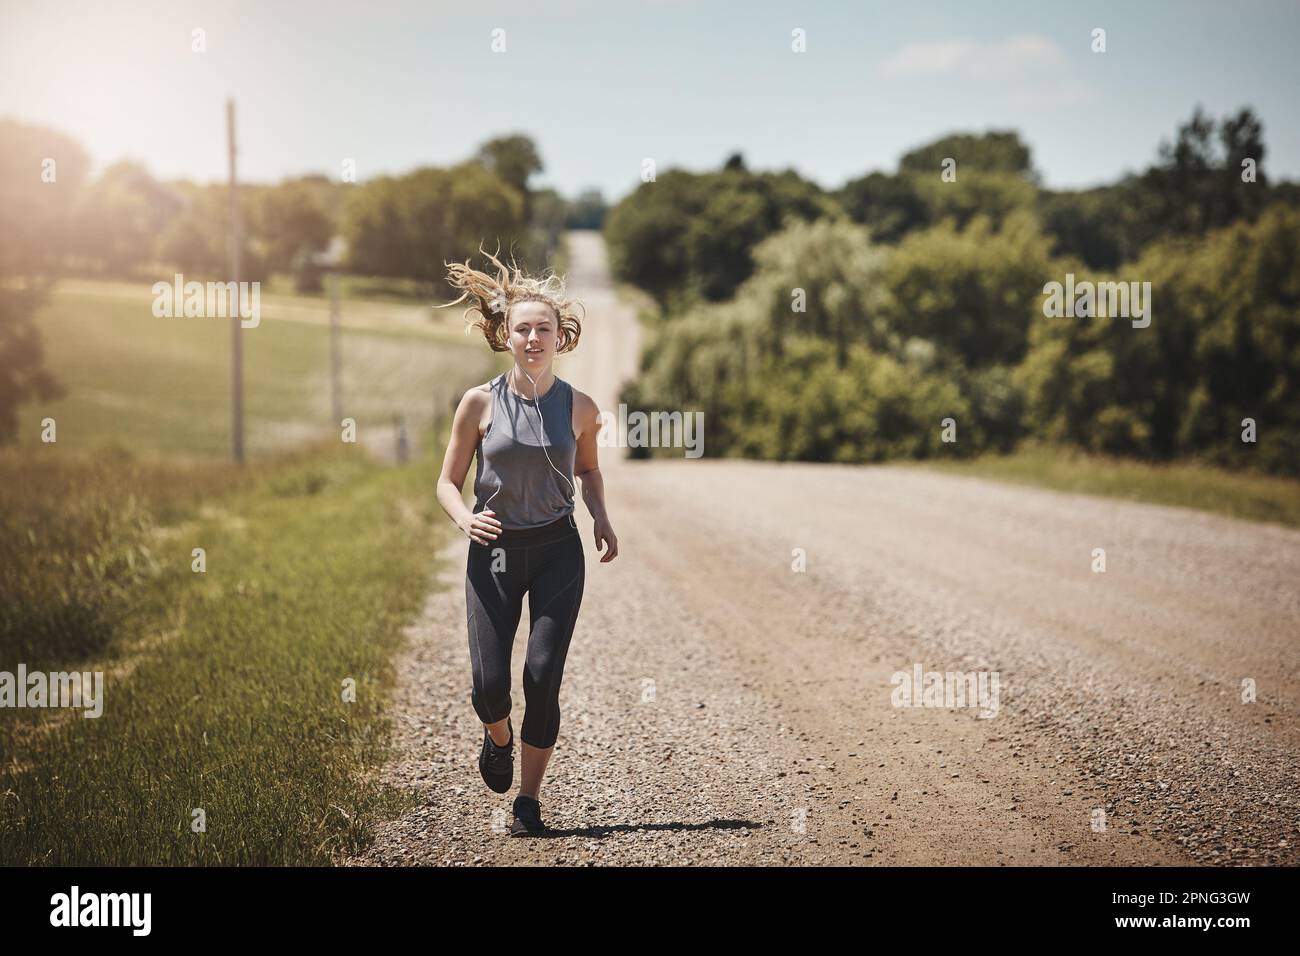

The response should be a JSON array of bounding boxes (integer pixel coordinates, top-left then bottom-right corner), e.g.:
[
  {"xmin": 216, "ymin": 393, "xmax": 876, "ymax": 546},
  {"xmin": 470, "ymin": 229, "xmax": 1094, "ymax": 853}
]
[
  {"xmin": 0, "ymin": 448, "xmax": 254, "ymax": 665},
  {"xmin": 0, "ymin": 438, "xmax": 453, "ymax": 864}
]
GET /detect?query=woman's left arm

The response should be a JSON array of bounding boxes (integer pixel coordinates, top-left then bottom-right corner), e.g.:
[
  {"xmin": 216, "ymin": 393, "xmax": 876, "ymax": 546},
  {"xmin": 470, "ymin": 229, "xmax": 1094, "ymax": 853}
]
[{"xmin": 573, "ymin": 390, "xmax": 619, "ymax": 562}]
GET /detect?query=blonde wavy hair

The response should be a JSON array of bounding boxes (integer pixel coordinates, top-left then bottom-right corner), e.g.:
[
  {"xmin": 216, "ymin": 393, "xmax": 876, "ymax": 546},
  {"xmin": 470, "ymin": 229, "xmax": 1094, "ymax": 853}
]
[{"xmin": 438, "ymin": 242, "xmax": 584, "ymax": 354}]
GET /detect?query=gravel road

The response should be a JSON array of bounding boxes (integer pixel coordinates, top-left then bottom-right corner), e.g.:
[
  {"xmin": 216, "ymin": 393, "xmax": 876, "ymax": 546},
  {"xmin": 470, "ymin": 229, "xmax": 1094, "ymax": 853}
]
[{"xmin": 341, "ymin": 231, "xmax": 1299, "ymax": 867}]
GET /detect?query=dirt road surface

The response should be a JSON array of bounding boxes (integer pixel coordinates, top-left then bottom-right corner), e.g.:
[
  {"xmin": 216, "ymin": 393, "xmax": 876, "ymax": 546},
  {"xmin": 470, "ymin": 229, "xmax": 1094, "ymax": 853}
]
[{"xmin": 342, "ymin": 230, "xmax": 1300, "ymax": 867}]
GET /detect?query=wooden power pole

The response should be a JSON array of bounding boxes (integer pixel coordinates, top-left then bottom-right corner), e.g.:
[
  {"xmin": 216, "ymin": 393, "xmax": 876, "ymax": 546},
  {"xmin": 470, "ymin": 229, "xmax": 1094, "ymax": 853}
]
[
  {"xmin": 329, "ymin": 269, "xmax": 342, "ymax": 424},
  {"xmin": 227, "ymin": 98, "xmax": 245, "ymax": 464}
]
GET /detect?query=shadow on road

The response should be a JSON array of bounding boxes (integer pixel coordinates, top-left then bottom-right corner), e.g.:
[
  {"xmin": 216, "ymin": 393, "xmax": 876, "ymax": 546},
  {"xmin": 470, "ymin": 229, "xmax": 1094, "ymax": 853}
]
[{"xmin": 536, "ymin": 818, "xmax": 763, "ymax": 839}]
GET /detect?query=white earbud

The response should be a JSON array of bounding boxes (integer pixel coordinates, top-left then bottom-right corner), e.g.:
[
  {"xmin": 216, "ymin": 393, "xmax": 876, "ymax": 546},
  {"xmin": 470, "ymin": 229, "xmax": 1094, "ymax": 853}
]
[{"xmin": 513, "ymin": 363, "xmax": 577, "ymax": 501}]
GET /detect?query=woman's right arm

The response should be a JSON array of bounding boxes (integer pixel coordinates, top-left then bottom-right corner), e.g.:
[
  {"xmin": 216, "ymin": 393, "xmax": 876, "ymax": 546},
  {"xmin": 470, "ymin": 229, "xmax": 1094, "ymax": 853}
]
[{"xmin": 437, "ymin": 387, "xmax": 502, "ymax": 544}]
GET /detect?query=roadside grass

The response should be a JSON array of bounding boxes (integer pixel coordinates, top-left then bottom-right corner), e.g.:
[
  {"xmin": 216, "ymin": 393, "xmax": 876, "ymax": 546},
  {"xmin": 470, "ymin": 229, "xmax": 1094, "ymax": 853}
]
[
  {"xmin": 911, "ymin": 445, "xmax": 1300, "ymax": 528},
  {"xmin": 0, "ymin": 446, "xmax": 255, "ymax": 667},
  {"xmin": 0, "ymin": 275, "xmax": 498, "ymax": 864},
  {"xmin": 0, "ymin": 436, "xmax": 452, "ymax": 864}
]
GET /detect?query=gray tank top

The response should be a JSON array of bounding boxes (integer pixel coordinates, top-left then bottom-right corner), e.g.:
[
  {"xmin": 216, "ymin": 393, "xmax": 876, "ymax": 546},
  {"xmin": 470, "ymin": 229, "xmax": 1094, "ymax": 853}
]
[{"xmin": 473, "ymin": 372, "xmax": 577, "ymax": 530}]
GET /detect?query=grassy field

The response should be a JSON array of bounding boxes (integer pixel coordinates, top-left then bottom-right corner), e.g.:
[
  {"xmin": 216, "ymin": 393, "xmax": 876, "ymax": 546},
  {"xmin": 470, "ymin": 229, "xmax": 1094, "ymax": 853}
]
[
  {"xmin": 18, "ymin": 278, "xmax": 488, "ymax": 457},
  {"xmin": 913, "ymin": 445, "xmax": 1300, "ymax": 528},
  {"xmin": 0, "ymin": 278, "xmax": 495, "ymax": 864}
]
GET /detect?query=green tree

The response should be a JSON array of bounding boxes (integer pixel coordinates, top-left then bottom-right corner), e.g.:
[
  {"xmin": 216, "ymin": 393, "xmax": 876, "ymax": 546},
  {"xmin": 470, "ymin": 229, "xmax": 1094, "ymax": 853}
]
[
  {"xmin": 342, "ymin": 161, "xmax": 525, "ymax": 292},
  {"xmin": 157, "ymin": 183, "xmax": 268, "ymax": 282},
  {"xmin": 565, "ymin": 189, "xmax": 607, "ymax": 230},
  {"xmin": 0, "ymin": 118, "xmax": 90, "ymax": 275},
  {"xmin": 899, "ymin": 130, "xmax": 1036, "ymax": 180},
  {"xmin": 1038, "ymin": 187, "xmax": 1132, "ymax": 270},
  {"xmin": 476, "ymin": 134, "xmax": 543, "ymax": 196},
  {"xmin": 880, "ymin": 210, "xmax": 1057, "ymax": 369},
  {"xmin": 257, "ymin": 180, "xmax": 334, "ymax": 274},
  {"xmin": 836, "ymin": 172, "xmax": 930, "ymax": 244},
  {"xmin": 1137, "ymin": 105, "xmax": 1268, "ymax": 238},
  {"xmin": 475, "ymin": 134, "xmax": 543, "ymax": 222},
  {"xmin": 604, "ymin": 170, "xmax": 702, "ymax": 310},
  {"xmin": 1017, "ymin": 204, "xmax": 1300, "ymax": 471},
  {"xmin": 605, "ymin": 164, "xmax": 836, "ymax": 310},
  {"xmin": 1152, "ymin": 204, "xmax": 1300, "ymax": 472},
  {"xmin": 911, "ymin": 170, "xmax": 1037, "ymax": 232},
  {"xmin": 743, "ymin": 218, "xmax": 886, "ymax": 366},
  {"xmin": 0, "ymin": 118, "xmax": 84, "ymax": 442},
  {"xmin": 71, "ymin": 161, "xmax": 182, "ymax": 276}
]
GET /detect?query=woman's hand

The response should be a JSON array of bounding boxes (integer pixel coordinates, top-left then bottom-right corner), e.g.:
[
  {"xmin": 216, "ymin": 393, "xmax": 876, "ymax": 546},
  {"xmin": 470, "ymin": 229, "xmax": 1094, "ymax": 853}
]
[
  {"xmin": 593, "ymin": 517, "xmax": 619, "ymax": 562},
  {"xmin": 461, "ymin": 509, "xmax": 502, "ymax": 546}
]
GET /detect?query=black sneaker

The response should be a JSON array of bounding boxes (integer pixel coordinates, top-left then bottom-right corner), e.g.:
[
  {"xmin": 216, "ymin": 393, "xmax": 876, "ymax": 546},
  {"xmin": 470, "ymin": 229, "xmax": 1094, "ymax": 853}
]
[
  {"xmin": 478, "ymin": 719, "xmax": 514, "ymax": 793},
  {"xmin": 509, "ymin": 794, "xmax": 546, "ymax": 837}
]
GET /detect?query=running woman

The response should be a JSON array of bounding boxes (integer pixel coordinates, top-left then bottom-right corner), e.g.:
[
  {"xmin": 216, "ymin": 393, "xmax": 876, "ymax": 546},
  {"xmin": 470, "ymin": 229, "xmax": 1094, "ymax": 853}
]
[{"xmin": 436, "ymin": 246, "xmax": 619, "ymax": 837}]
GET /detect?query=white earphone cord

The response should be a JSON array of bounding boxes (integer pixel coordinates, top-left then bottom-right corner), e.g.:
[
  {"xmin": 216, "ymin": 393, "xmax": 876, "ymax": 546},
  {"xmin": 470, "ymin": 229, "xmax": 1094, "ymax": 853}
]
[
  {"xmin": 482, "ymin": 366, "xmax": 575, "ymax": 515},
  {"xmin": 516, "ymin": 365, "xmax": 577, "ymax": 500}
]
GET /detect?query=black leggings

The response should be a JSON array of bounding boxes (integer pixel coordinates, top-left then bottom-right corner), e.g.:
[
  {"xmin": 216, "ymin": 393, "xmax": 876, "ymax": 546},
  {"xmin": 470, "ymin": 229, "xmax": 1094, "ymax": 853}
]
[{"xmin": 465, "ymin": 514, "xmax": 585, "ymax": 749}]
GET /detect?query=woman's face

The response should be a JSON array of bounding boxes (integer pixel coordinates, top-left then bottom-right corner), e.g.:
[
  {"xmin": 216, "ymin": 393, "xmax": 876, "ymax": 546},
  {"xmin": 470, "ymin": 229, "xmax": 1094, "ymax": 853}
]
[{"xmin": 507, "ymin": 300, "xmax": 560, "ymax": 368}]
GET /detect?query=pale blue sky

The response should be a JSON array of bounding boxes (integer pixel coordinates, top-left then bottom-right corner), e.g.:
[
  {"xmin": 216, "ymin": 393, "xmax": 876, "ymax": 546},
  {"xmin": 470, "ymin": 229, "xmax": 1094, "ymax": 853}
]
[{"xmin": 2, "ymin": 0, "xmax": 1297, "ymax": 200}]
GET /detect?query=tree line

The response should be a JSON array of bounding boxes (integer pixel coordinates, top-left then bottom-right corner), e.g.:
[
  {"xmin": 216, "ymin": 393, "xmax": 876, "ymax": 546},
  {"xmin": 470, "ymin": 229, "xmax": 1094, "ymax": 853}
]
[{"xmin": 607, "ymin": 108, "xmax": 1300, "ymax": 476}]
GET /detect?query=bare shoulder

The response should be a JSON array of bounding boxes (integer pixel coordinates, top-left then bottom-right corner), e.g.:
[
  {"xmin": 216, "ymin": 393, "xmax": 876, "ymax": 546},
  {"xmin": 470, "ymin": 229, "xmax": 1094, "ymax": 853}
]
[
  {"xmin": 569, "ymin": 385, "xmax": 601, "ymax": 438},
  {"xmin": 461, "ymin": 378, "xmax": 495, "ymax": 406},
  {"xmin": 456, "ymin": 380, "xmax": 496, "ymax": 428},
  {"xmin": 570, "ymin": 385, "xmax": 599, "ymax": 417}
]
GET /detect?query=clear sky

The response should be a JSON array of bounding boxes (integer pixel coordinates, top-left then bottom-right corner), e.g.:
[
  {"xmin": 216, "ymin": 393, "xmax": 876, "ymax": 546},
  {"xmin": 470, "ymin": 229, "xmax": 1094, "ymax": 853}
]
[{"xmin": 2, "ymin": 0, "xmax": 1297, "ymax": 200}]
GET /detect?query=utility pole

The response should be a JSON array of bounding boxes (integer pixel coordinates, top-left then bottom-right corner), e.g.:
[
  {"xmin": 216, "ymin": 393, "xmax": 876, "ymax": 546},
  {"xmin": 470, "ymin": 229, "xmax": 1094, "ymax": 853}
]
[
  {"xmin": 326, "ymin": 179, "xmax": 345, "ymax": 431},
  {"xmin": 227, "ymin": 98, "xmax": 245, "ymax": 464},
  {"xmin": 329, "ymin": 269, "xmax": 342, "ymax": 424}
]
